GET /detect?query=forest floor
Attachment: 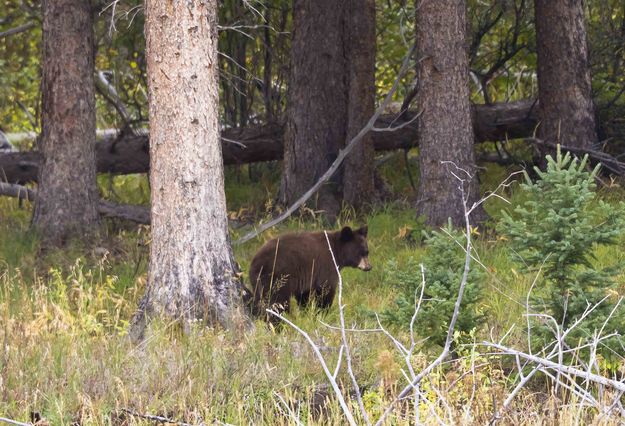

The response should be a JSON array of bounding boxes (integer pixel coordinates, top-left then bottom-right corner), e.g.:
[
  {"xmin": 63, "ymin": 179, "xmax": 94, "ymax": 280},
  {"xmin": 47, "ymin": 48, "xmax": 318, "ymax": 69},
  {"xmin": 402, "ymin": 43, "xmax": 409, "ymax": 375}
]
[{"xmin": 1, "ymin": 157, "xmax": 624, "ymax": 425}]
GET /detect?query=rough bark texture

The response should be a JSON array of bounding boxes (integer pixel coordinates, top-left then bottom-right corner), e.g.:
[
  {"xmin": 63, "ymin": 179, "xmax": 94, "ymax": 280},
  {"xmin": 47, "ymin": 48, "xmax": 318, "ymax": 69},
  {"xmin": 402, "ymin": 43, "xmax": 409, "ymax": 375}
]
[
  {"xmin": 535, "ymin": 0, "xmax": 598, "ymax": 150},
  {"xmin": 279, "ymin": 0, "xmax": 348, "ymax": 219},
  {"xmin": 343, "ymin": 0, "xmax": 376, "ymax": 209},
  {"xmin": 134, "ymin": 0, "xmax": 244, "ymax": 336},
  {"xmin": 32, "ymin": 0, "xmax": 99, "ymax": 242},
  {"xmin": 415, "ymin": 0, "xmax": 483, "ymax": 227},
  {"xmin": 0, "ymin": 99, "xmax": 544, "ymax": 184}
]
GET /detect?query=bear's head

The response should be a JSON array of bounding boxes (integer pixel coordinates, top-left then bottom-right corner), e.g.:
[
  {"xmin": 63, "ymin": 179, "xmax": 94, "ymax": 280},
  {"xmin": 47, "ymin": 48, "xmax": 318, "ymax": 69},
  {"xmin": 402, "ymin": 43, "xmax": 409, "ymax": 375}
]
[{"xmin": 335, "ymin": 225, "xmax": 372, "ymax": 271}]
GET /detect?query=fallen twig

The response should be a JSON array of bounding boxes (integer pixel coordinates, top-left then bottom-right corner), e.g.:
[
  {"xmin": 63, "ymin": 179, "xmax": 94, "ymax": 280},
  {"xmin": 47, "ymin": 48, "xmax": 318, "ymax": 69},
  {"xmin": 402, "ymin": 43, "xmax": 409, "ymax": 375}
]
[
  {"xmin": 120, "ymin": 408, "xmax": 194, "ymax": 426},
  {"xmin": 484, "ymin": 342, "xmax": 625, "ymax": 393},
  {"xmin": 0, "ymin": 182, "xmax": 150, "ymax": 224},
  {"xmin": 0, "ymin": 417, "xmax": 31, "ymax": 426}
]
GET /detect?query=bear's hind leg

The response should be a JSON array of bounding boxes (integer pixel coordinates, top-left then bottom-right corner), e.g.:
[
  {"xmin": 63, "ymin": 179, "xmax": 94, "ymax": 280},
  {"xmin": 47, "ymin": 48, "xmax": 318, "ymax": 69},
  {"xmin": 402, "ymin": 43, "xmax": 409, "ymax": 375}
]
[
  {"xmin": 295, "ymin": 290, "xmax": 311, "ymax": 307},
  {"xmin": 316, "ymin": 286, "xmax": 336, "ymax": 310}
]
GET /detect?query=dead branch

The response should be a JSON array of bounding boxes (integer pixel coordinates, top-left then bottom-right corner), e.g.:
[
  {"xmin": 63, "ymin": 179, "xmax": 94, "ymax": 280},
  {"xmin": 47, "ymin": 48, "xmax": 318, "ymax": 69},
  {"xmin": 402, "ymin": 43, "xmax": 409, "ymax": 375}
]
[
  {"xmin": 484, "ymin": 342, "xmax": 625, "ymax": 393},
  {"xmin": 0, "ymin": 22, "xmax": 36, "ymax": 39},
  {"xmin": 98, "ymin": 199, "xmax": 150, "ymax": 224},
  {"xmin": 0, "ymin": 417, "xmax": 31, "ymax": 426},
  {"xmin": 374, "ymin": 162, "xmax": 479, "ymax": 426},
  {"xmin": 0, "ymin": 182, "xmax": 34, "ymax": 201},
  {"xmin": 0, "ymin": 182, "xmax": 150, "ymax": 224},
  {"xmin": 119, "ymin": 408, "xmax": 193, "ymax": 426},
  {"xmin": 525, "ymin": 137, "xmax": 625, "ymax": 175},
  {"xmin": 266, "ymin": 308, "xmax": 359, "ymax": 426},
  {"xmin": 324, "ymin": 231, "xmax": 370, "ymax": 425},
  {"xmin": 95, "ymin": 70, "xmax": 135, "ymax": 132}
]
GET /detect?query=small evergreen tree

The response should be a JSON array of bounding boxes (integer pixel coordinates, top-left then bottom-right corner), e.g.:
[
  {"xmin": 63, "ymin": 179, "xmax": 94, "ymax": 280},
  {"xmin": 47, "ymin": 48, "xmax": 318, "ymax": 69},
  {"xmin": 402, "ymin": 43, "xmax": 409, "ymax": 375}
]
[
  {"xmin": 383, "ymin": 223, "xmax": 484, "ymax": 347},
  {"xmin": 500, "ymin": 147, "xmax": 625, "ymax": 360}
]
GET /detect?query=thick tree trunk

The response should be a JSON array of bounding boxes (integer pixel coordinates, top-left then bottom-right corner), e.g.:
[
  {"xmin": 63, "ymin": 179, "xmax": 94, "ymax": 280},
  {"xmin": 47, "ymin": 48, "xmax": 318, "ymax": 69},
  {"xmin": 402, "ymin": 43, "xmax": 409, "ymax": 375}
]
[
  {"xmin": 132, "ymin": 0, "xmax": 245, "ymax": 337},
  {"xmin": 535, "ymin": 0, "xmax": 597, "ymax": 150},
  {"xmin": 415, "ymin": 0, "xmax": 483, "ymax": 227},
  {"xmin": 32, "ymin": 0, "xmax": 99, "ymax": 243},
  {"xmin": 279, "ymin": 0, "xmax": 348, "ymax": 219},
  {"xmin": 343, "ymin": 0, "xmax": 376, "ymax": 209}
]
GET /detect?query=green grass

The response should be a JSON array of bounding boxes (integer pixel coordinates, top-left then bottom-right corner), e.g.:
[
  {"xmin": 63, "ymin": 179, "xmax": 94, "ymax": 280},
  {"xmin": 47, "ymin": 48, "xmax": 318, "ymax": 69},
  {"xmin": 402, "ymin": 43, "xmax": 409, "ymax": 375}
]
[{"xmin": 1, "ymin": 166, "xmax": 624, "ymax": 425}]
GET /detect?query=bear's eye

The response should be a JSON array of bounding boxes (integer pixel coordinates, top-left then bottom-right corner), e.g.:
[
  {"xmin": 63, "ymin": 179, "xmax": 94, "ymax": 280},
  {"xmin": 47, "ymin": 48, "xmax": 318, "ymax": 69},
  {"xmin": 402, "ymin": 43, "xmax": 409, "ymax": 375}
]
[{"xmin": 362, "ymin": 250, "xmax": 369, "ymax": 257}]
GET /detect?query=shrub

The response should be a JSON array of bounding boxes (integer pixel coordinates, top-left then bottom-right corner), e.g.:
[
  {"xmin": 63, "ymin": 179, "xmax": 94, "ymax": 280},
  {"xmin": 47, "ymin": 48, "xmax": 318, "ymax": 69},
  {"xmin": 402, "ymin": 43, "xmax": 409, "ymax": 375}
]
[
  {"xmin": 500, "ymin": 147, "xmax": 625, "ymax": 360},
  {"xmin": 382, "ymin": 223, "xmax": 484, "ymax": 347}
]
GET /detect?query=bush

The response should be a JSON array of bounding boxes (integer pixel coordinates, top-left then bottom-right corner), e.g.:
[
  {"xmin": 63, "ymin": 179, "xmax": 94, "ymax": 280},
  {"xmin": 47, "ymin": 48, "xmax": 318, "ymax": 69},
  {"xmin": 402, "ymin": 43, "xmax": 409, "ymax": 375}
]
[
  {"xmin": 500, "ymin": 147, "xmax": 625, "ymax": 361},
  {"xmin": 382, "ymin": 223, "xmax": 484, "ymax": 347}
]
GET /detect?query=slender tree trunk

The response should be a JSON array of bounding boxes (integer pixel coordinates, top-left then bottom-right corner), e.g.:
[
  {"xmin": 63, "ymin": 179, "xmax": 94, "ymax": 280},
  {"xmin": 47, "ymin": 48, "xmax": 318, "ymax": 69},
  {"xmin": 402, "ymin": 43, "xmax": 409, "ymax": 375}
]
[
  {"xmin": 343, "ymin": 0, "xmax": 376, "ymax": 209},
  {"xmin": 132, "ymin": 0, "xmax": 245, "ymax": 338},
  {"xmin": 279, "ymin": 0, "xmax": 348, "ymax": 220},
  {"xmin": 415, "ymin": 0, "xmax": 483, "ymax": 227},
  {"xmin": 535, "ymin": 0, "xmax": 598, "ymax": 150},
  {"xmin": 32, "ymin": 0, "xmax": 99, "ymax": 243}
]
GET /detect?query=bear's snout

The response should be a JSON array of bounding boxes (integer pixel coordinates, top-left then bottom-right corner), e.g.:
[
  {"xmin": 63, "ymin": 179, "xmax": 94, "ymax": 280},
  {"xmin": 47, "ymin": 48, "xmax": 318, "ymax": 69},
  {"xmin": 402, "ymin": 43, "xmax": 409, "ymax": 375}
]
[{"xmin": 358, "ymin": 257, "xmax": 372, "ymax": 271}]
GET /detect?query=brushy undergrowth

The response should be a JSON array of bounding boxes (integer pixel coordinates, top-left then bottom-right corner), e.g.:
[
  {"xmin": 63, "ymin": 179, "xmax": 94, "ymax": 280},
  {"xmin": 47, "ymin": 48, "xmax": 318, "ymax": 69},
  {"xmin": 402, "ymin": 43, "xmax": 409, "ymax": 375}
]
[
  {"xmin": 500, "ymin": 149, "xmax": 625, "ymax": 363},
  {"xmin": 382, "ymin": 223, "xmax": 484, "ymax": 348},
  {"xmin": 1, "ymin": 161, "xmax": 625, "ymax": 425}
]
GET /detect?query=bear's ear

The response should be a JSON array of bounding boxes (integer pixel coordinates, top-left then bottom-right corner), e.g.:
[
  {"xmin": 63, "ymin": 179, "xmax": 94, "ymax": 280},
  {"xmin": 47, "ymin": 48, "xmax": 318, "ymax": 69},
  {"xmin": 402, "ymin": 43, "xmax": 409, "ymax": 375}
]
[
  {"xmin": 340, "ymin": 226, "xmax": 354, "ymax": 242},
  {"xmin": 357, "ymin": 225, "xmax": 368, "ymax": 237}
]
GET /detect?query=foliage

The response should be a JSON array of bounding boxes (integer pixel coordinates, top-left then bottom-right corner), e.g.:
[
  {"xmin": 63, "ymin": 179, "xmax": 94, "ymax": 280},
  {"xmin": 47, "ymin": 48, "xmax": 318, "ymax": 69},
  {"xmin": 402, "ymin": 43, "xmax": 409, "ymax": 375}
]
[
  {"xmin": 382, "ymin": 223, "xmax": 484, "ymax": 347},
  {"xmin": 0, "ymin": 0, "xmax": 41, "ymax": 137},
  {"xmin": 500, "ymin": 147, "xmax": 625, "ymax": 359}
]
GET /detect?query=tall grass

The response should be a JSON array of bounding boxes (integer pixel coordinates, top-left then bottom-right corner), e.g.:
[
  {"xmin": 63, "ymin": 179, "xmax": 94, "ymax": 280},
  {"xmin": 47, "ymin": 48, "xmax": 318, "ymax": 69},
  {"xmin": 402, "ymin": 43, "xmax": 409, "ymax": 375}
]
[{"xmin": 0, "ymin": 167, "xmax": 624, "ymax": 424}]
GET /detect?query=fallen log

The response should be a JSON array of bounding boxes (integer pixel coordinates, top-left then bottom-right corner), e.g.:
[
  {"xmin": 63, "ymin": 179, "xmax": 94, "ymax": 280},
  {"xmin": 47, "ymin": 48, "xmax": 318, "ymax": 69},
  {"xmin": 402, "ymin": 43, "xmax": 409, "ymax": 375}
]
[
  {"xmin": 0, "ymin": 182, "xmax": 150, "ymax": 224},
  {"xmin": 1, "ymin": 100, "xmax": 539, "ymax": 184}
]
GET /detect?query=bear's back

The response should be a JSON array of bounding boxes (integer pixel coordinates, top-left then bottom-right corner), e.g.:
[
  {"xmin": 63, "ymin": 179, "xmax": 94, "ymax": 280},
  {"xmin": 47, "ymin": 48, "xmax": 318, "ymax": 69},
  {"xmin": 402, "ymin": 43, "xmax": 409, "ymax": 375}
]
[{"xmin": 249, "ymin": 231, "xmax": 337, "ymax": 300}]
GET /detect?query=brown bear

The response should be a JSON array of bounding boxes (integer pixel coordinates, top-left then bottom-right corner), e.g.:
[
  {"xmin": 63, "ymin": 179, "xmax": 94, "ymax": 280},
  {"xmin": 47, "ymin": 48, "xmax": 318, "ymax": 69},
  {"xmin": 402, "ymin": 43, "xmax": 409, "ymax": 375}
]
[{"xmin": 249, "ymin": 226, "xmax": 372, "ymax": 318}]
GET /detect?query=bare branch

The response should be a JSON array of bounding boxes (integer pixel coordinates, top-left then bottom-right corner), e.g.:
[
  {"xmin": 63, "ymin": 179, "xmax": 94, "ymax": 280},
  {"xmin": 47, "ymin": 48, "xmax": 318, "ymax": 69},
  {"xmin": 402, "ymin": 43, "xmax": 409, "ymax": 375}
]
[
  {"xmin": 266, "ymin": 309, "xmax": 358, "ymax": 426},
  {"xmin": 234, "ymin": 43, "xmax": 418, "ymax": 245},
  {"xmin": 95, "ymin": 70, "xmax": 135, "ymax": 133},
  {"xmin": 0, "ymin": 22, "xmax": 36, "ymax": 39},
  {"xmin": 0, "ymin": 416, "xmax": 31, "ymax": 426},
  {"xmin": 374, "ymin": 162, "xmax": 477, "ymax": 426},
  {"xmin": 324, "ymin": 231, "xmax": 370, "ymax": 425},
  {"xmin": 484, "ymin": 342, "xmax": 625, "ymax": 393},
  {"xmin": 119, "ymin": 408, "xmax": 197, "ymax": 426}
]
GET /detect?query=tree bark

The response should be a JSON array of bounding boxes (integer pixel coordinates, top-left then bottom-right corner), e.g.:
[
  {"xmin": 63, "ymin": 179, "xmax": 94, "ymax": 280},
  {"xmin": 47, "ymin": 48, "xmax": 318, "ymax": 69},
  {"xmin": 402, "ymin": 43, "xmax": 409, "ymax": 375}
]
[
  {"xmin": 279, "ymin": 0, "xmax": 348, "ymax": 219},
  {"xmin": 32, "ymin": 0, "xmax": 99, "ymax": 243},
  {"xmin": 535, "ymin": 0, "xmax": 597, "ymax": 150},
  {"xmin": 343, "ymin": 0, "xmax": 376, "ymax": 209},
  {"xmin": 415, "ymin": 0, "xmax": 484, "ymax": 227},
  {"xmin": 132, "ymin": 0, "xmax": 245, "ymax": 337}
]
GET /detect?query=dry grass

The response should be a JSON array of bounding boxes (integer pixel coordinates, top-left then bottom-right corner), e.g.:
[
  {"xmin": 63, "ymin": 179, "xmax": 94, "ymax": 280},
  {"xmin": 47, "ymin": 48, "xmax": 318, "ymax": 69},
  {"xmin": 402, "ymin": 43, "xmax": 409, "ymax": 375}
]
[{"xmin": 1, "ymin": 186, "xmax": 624, "ymax": 424}]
